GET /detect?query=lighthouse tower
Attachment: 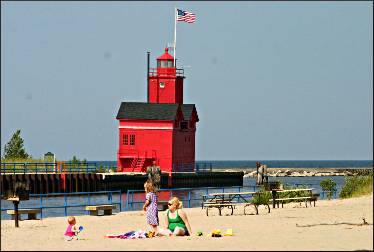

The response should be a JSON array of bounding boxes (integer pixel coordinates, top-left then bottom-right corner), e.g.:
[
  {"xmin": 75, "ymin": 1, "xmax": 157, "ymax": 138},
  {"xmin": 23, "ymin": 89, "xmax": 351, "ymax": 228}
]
[
  {"xmin": 116, "ymin": 48, "xmax": 199, "ymax": 173},
  {"xmin": 148, "ymin": 48, "xmax": 184, "ymax": 104}
]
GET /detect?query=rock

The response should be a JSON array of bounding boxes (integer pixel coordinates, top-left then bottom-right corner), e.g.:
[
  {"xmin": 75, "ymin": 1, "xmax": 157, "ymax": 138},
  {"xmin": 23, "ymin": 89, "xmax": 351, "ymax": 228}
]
[
  {"xmin": 291, "ymin": 172, "xmax": 302, "ymax": 177},
  {"xmin": 243, "ymin": 171, "xmax": 257, "ymax": 177}
]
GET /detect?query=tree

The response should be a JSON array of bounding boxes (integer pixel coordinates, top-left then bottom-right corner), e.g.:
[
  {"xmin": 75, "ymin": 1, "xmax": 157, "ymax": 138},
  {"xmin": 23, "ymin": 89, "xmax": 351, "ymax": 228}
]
[
  {"xmin": 320, "ymin": 179, "xmax": 337, "ymax": 200},
  {"xmin": 3, "ymin": 129, "xmax": 30, "ymax": 159},
  {"xmin": 69, "ymin": 156, "xmax": 87, "ymax": 164}
]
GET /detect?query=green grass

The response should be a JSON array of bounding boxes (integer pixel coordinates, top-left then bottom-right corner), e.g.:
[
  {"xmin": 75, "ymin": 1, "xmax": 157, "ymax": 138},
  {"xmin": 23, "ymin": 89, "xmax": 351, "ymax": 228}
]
[
  {"xmin": 277, "ymin": 184, "xmax": 311, "ymax": 203},
  {"xmin": 1, "ymin": 158, "xmax": 45, "ymax": 163},
  {"xmin": 339, "ymin": 173, "xmax": 373, "ymax": 199},
  {"xmin": 251, "ymin": 187, "xmax": 272, "ymax": 205},
  {"xmin": 0, "ymin": 158, "xmax": 94, "ymax": 173}
]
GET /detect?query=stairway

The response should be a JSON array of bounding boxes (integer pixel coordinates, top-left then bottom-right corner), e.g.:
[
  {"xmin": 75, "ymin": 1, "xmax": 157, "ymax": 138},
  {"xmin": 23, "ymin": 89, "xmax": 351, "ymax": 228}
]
[
  {"xmin": 130, "ymin": 158, "xmax": 138, "ymax": 172},
  {"xmin": 135, "ymin": 158, "xmax": 146, "ymax": 171}
]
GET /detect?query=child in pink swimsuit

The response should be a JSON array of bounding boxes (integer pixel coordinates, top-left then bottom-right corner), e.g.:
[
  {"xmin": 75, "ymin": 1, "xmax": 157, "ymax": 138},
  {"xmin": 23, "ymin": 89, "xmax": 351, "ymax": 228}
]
[{"xmin": 64, "ymin": 216, "xmax": 80, "ymax": 241}]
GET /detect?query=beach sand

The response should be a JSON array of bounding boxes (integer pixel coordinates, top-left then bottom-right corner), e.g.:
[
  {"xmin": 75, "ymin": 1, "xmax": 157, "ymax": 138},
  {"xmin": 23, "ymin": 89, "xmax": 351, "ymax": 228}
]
[{"xmin": 1, "ymin": 194, "xmax": 373, "ymax": 251}]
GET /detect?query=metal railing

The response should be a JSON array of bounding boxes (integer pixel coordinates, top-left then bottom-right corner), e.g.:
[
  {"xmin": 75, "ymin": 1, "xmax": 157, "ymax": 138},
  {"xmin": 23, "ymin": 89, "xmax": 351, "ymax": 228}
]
[
  {"xmin": 124, "ymin": 183, "xmax": 330, "ymax": 211},
  {"xmin": 1, "ymin": 190, "xmax": 121, "ymax": 219},
  {"xmin": 195, "ymin": 162, "xmax": 213, "ymax": 172},
  {"xmin": 171, "ymin": 162, "xmax": 213, "ymax": 172},
  {"xmin": 0, "ymin": 162, "xmax": 98, "ymax": 174},
  {"xmin": 61, "ymin": 162, "xmax": 98, "ymax": 173},
  {"xmin": 125, "ymin": 185, "xmax": 261, "ymax": 211},
  {"xmin": 149, "ymin": 68, "xmax": 184, "ymax": 77},
  {"xmin": 172, "ymin": 163, "xmax": 195, "ymax": 172},
  {"xmin": 1, "ymin": 162, "xmax": 57, "ymax": 174}
]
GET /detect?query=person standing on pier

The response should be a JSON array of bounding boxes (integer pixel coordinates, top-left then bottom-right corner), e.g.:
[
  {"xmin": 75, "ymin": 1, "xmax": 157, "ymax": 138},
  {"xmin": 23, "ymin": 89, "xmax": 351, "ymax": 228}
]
[
  {"xmin": 147, "ymin": 160, "xmax": 161, "ymax": 191},
  {"xmin": 256, "ymin": 162, "xmax": 262, "ymax": 185}
]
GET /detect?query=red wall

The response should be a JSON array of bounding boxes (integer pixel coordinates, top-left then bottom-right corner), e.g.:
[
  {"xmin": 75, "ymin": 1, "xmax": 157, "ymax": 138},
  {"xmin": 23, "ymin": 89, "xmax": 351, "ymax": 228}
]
[
  {"xmin": 117, "ymin": 120, "xmax": 174, "ymax": 172},
  {"xmin": 172, "ymin": 129, "xmax": 196, "ymax": 170},
  {"xmin": 117, "ymin": 118, "xmax": 196, "ymax": 173},
  {"xmin": 148, "ymin": 76, "xmax": 184, "ymax": 104}
]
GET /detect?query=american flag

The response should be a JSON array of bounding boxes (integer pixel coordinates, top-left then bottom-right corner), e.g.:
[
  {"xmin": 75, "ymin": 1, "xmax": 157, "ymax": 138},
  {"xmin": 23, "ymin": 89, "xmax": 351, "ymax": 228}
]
[{"xmin": 177, "ymin": 9, "xmax": 196, "ymax": 23}]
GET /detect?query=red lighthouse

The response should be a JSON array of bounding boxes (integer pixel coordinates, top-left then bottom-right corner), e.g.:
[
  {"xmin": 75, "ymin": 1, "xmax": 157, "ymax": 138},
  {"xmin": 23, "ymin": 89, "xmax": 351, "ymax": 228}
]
[{"xmin": 116, "ymin": 48, "xmax": 199, "ymax": 173}]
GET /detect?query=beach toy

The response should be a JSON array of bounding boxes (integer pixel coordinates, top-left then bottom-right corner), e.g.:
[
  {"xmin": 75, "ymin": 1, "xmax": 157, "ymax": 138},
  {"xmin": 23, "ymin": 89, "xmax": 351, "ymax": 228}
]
[
  {"xmin": 224, "ymin": 229, "xmax": 233, "ymax": 236},
  {"xmin": 196, "ymin": 231, "xmax": 203, "ymax": 236},
  {"xmin": 79, "ymin": 226, "xmax": 84, "ymax": 232},
  {"xmin": 147, "ymin": 231, "xmax": 155, "ymax": 238},
  {"xmin": 212, "ymin": 229, "xmax": 222, "ymax": 237}
]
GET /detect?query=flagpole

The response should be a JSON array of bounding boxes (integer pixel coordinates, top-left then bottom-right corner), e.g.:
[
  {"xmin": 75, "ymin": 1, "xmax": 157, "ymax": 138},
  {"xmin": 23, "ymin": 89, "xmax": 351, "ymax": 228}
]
[{"xmin": 174, "ymin": 7, "xmax": 177, "ymax": 67}]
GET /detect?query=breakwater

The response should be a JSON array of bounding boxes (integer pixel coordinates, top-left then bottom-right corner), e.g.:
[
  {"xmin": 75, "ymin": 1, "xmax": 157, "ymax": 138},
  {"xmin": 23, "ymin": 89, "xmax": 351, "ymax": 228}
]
[
  {"xmin": 236, "ymin": 168, "xmax": 372, "ymax": 177},
  {"xmin": 0, "ymin": 171, "xmax": 244, "ymax": 195}
]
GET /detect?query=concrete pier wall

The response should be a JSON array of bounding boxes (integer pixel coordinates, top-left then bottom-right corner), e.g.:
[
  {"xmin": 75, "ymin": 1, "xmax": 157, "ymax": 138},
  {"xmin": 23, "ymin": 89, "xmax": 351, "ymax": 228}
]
[{"xmin": 0, "ymin": 171, "xmax": 244, "ymax": 194}]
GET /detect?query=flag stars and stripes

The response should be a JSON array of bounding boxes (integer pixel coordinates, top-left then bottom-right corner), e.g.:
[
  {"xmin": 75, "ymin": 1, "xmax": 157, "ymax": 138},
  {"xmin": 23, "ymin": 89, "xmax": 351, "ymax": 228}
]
[{"xmin": 177, "ymin": 9, "xmax": 196, "ymax": 23}]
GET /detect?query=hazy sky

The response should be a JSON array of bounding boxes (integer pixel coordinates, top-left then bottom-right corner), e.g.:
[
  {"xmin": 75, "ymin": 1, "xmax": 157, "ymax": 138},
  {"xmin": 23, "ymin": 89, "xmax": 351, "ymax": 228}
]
[{"xmin": 1, "ymin": 2, "xmax": 372, "ymax": 161}]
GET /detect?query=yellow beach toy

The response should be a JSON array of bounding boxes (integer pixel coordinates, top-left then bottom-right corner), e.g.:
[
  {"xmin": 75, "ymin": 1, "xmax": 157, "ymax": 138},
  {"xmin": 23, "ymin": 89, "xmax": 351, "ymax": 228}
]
[
  {"xmin": 212, "ymin": 229, "xmax": 222, "ymax": 237},
  {"xmin": 224, "ymin": 229, "xmax": 233, "ymax": 236}
]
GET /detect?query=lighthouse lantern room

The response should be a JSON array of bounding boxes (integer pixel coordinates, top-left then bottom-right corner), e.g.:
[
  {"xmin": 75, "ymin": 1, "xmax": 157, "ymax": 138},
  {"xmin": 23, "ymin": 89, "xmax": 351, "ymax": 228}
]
[{"xmin": 116, "ymin": 48, "xmax": 199, "ymax": 173}]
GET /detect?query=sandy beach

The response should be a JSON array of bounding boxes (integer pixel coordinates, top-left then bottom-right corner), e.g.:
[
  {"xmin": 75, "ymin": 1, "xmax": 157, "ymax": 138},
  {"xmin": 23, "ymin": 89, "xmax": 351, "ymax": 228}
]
[{"xmin": 1, "ymin": 194, "xmax": 373, "ymax": 251}]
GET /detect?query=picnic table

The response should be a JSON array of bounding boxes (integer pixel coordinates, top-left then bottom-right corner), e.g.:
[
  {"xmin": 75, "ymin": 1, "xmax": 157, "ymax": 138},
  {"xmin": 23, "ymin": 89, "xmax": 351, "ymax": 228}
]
[
  {"xmin": 269, "ymin": 188, "xmax": 316, "ymax": 208},
  {"xmin": 202, "ymin": 191, "xmax": 270, "ymax": 216}
]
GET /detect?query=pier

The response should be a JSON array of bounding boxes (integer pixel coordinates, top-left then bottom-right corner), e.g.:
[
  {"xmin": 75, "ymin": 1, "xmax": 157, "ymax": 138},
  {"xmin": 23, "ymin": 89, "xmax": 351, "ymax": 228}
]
[{"xmin": 0, "ymin": 171, "xmax": 244, "ymax": 195}]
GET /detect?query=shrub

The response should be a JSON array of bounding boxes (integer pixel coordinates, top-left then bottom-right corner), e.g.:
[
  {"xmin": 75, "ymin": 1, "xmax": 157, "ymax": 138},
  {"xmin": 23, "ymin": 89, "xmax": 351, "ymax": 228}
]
[
  {"xmin": 97, "ymin": 165, "xmax": 106, "ymax": 173},
  {"xmin": 278, "ymin": 184, "xmax": 311, "ymax": 203},
  {"xmin": 251, "ymin": 187, "xmax": 272, "ymax": 205},
  {"xmin": 320, "ymin": 179, "xmax": 337, "ymax": 200},
  {"xmin": 339, "ymin": 174, "xmax": 373, "ymax": 199}
]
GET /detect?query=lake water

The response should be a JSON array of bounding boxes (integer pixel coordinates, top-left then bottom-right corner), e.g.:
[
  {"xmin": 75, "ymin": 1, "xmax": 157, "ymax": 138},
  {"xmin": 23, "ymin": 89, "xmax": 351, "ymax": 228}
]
[
  {"xmin": 94, "ymin": 160, "xmax": 373, "ymax": 169},
  {"xmin": 2, "ymin": 160, "xmax": 372, "ymax": 219},
  {"xmin": 1, "ymin": 175, "xmax": 349, "ymax": 220}
]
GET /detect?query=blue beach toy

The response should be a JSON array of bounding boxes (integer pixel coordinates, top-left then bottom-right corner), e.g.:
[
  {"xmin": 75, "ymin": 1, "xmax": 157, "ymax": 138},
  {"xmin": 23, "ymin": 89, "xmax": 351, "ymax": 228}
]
[{"xmin": 79, "ymin": 226, "xmax": 84, "ymax": 232}]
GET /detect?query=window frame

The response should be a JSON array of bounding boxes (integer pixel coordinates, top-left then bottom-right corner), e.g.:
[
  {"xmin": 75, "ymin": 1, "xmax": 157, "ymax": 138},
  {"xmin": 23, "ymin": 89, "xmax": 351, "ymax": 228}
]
[
  {"xmin": 130, "ymin": 134, "xmax": 136, "ymax": 146},
  {"xmin": 123, "ymin": 134, "xmax": 129, "ymax": 145},
  {"xmin": 180, "ymin": 121, "xmax": 188, "ymax": 130}
]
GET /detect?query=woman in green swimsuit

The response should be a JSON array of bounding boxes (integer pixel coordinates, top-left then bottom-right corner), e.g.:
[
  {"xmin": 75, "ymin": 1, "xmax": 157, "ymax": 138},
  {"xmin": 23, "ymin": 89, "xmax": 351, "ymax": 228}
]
[{"xmin": 159, "ymin": 197, "xmax": 192, "ymax": 236}]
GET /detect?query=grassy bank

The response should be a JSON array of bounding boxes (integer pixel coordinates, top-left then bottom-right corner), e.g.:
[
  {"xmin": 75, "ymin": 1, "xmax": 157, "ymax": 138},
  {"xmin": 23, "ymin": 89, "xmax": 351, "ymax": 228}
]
[
  {"xmin": 339, "ymin": 171, "xmax": 373, "ymax": 198},
  {"xmin": 1, "ymin": 158, "xmax": 45, "ymax": 163}
]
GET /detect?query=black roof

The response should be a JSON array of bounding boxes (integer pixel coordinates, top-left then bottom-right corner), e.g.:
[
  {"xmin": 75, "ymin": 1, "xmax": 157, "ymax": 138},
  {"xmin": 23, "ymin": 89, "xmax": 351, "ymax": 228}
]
[
  {"xmin": 116, "ymin": 102, "xmax": 181, "ymax": 120},
  {"xmin": 180, "ymin": 104, "xmax": 195, "ymax": 120}
]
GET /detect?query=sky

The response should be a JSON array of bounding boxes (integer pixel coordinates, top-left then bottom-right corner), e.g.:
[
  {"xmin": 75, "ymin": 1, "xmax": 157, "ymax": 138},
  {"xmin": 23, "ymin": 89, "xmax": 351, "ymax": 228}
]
[{"xmin": 1, "ymin": 2, "xmax": 373, "ymax": 161}]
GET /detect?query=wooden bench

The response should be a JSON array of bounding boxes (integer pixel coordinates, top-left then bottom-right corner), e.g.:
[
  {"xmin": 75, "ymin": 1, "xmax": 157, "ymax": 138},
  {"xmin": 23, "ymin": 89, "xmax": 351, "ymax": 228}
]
[
  {"xmin": 243, "ymin": 202, "xmax": 270, "ymax": 215},
  {"xmin": 85, "ymin": 204, "xmax": 116, "ymax": 216},
  {"xmin": 202, "ymin": 195, "xmax": 235, "ymax": 215},
  {"xmin": 310, "ymin": 193, "xmax": 319, "ymax": 207},
  {"xmin": 7, "ymin": 208, "xmax": 41, "ymax": 220},
  {"xmin": 204, "ymin": 202, "xmax": 269, "ymax": 216},
  {"xmin": 272, "ymin": 196, "xmax": 313, "ymax": 208},
  {"xmin": 203, "ymin": 202, "xmax": 236, "ymax": 216}
]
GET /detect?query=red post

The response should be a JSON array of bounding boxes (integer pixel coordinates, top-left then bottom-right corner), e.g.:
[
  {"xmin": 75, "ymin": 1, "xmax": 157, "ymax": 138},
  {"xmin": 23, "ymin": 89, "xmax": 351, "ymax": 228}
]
[
  {"xmin": 168, "ymin": 172, "xmax": 172, "ymax": 188},
  {"xmin": 60, "ymin": 173, "xmax": 66, "ymax": 192}
]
